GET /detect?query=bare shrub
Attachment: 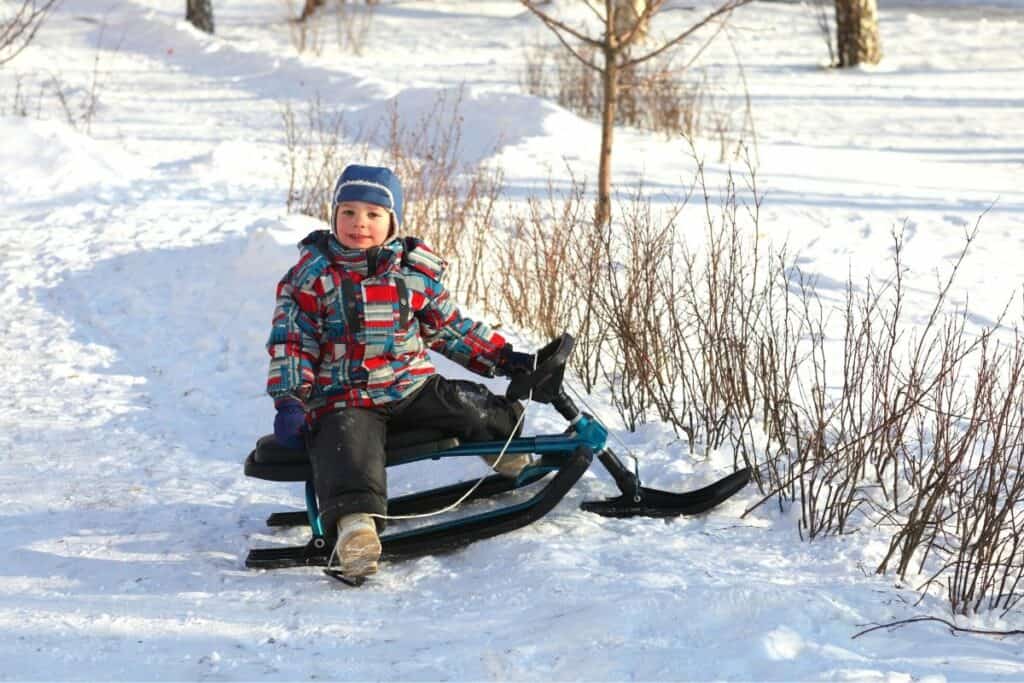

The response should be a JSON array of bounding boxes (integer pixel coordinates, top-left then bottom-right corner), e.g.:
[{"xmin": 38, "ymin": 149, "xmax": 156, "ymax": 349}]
[
  {"xmin": 555, "ymin": 44, "xmax": 601, "ymax": 120},
  {"xmin": 1, "ymin": 74, "xmax": 44, "ymax": 117},
  {"xmin": 1, "ymin": 0, "xmax": 58, "ymax": 67},
  {"xmin": 941, "ymin": 337, "xmax": 1024, "ymax": 616},
  {"xmin": 280, "ymin": 89, "xmax": 503, "ymax": 311},
  {"xmin": 3, "ymin": 15, "xmax": 115, "ymax": 132},
  {"xmin": 590, "ymin": 158, "xmax": 791, "ymax": 469},
  {"xmin": 739, "ymin": 227, "xmax": 1004, "ymax": 542},
  {"xmin": 742, "ymin": 219, "xmax": 1024, "ymax": 616},
  {"xmin": 520, "ymin": 42, "xmax": 550, "ymax": 99},
  {"xmin": 745, "ymin": 255, "xmax": 804, "ymax": 504},
  {"xmin": 49, "ymin": 21, "xmax": 116, "ymax": 133},
  {"xmin": 285, "ymin": 5, "xmax": 323, "ymax": 54},
  {"xmin": 593, "ymin": 188, "xmax": 678, "ymax": 430},
  {"xmin": 875, "ymin": 320, "xmax": 1024, "ymax": 616},
  {"xmin": 522, "ymin": 41, "xmax": 706, "ymax": 139},
  {"xmin": 370, "ymin": 92, "xmax": 504, "ymax": 308},
  {"xmin": 497, "ymin": 172, "xmax": 612, "ymax": 391},
  {"xmin": 565, "ymin": 157, "xmax": 1023, "ymax": 616},
  {"xmin": 502, "ymin": 179, "xmax": 586, "ymax": 337},
  {"xmin": 781, "ymin": 269, "xmax": 902, "ymax": 540},
  {"xmin": 679, "ymin": 166, "xmax": 770, "ymax": 454},
  {"xmin": 506, "ymin": 169, "xmax": 1024, "ymax": 616},
  {"xmin": 281, "ymin": 95, "xmax": 348, "ymax": 219},
  {"xmin": 508, "ymin": 159, "xmax": 780, "ymax": 443},
  {"xmin": 287, "ymin": 0, "xmax": 376, "ymax": 55},
  {"xmin": 812, "ymin": 0, "xmax": 837, "ymax": 66},
  {"xmin": 332, "ymin": 0, "xmax": 376, "ymax": 56},
  {"xmin": 499, "ymin": 157, "xmax": 779, "ymax": 445},
  {"xmin": 643, "ymin": 65, "xmax": 706, "ymax": 140}
]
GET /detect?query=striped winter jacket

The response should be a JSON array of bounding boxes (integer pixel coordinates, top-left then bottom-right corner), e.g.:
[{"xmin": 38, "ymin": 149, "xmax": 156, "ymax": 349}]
[{"xmin": 266, "ymin": 230, "xmax": 506, "ymax": 421}]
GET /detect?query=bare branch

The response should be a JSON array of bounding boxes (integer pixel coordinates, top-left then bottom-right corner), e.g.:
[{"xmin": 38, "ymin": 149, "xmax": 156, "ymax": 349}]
[
  {"xmin": 520, "ymin": 1, "xmax": 603, "ymax": 49},
  {"xmin": 626, "ymin": 0, "xmax": 752, "ymax": 69},
  {"xmin": 853, "ymin": 616, "xmax": 1024, "ymax": 639},
  {"xmin": 520, "ymin": 1, "xmax": 603, "ymax": 72},
  {"xmin": 583, "ymin": 0, "xmax": 606, "ymax": 25},
  {"xmin": 0, "ymin": 0, "xmax": 59, "ymax": 67},
  {"xmin": 553, "ymin": 28, "xmax": 602, "ymax": 73},
  {"xmin": 678, "ymin": 12, "xmax": 731, "ymax": 71}
]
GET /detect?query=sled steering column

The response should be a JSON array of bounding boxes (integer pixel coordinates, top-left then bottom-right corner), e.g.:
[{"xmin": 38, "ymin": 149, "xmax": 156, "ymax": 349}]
[{"xmin": 508, "ymin": 334, "xmax": 752, "ymax": 519}]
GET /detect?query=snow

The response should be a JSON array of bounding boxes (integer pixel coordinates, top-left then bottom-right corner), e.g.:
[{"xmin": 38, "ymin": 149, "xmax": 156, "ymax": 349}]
[
  {"xmin": 0, "ymin": 118, "xmax": 146, "ymax": 199},
  {"xmin": 2, "ymin": 0, "xmax": 1024, "ymax": 679}
]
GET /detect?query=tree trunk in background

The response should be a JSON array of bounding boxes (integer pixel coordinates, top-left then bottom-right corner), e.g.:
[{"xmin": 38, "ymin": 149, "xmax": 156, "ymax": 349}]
[
  {"xmin": 187, "ymin": 0, "xmax": 215, "ymax": 34},
  {"xmin": 611, "ymin": 0, "xmax": 648, "ymax": 44},
  {"xmin": 596, "ymin": 46, "xmax": 618, "ymax": 227},
  {"xmin": 834, "ymin": 0, "xmax": 881, "ymax": 66}
]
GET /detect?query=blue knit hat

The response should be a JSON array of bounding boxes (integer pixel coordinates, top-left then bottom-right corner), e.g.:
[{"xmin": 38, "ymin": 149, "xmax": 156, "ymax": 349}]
[{"xmin": 330, "ymin": 164, "xmax": 404, "ymax": 239}]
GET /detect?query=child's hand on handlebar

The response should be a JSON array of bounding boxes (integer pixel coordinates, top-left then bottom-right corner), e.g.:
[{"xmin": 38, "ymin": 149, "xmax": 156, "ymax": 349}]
[{"xmin": 496, "ymin": 345, "xmax": 536, "ymax": 377}]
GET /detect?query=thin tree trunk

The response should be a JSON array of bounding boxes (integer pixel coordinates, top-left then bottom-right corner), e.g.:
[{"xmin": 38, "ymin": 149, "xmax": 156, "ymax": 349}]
[
  {"xmin": 187, "ymin": 0, "xmax": 215, "ymax": 34},
  {"xmin": 299, "ymin": 0, "xmax": 325, "ymax": 21},
  {"xmin": 597, "ymin": 46, "xmax": 617, "ymax": 226},
  {"xmin": 834, "ymin": 0, "xmax": 881, "ymax": 67}
]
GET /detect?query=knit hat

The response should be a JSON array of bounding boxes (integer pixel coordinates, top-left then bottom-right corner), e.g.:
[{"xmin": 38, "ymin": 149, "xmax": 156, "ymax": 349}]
[{"xmin": 330, "ymin": 164, "xmax": 404, "ymax": 240}]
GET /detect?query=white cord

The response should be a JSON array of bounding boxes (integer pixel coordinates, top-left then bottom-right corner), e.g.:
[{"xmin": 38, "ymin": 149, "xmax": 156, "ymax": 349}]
[
  {"xmin": 327, "ymin": 531, "xmax": 342, "ymax": 570},
  {"xmin": 364, "ymin": 360, "xmax": 537, "ymax": 523},
  {"xmin": 563, "ymin": 380, "xmax": 643, "ymax": 478},
  {"xmin": 366, "ymin": 397, "xmax": 532, "ymax": 522}
]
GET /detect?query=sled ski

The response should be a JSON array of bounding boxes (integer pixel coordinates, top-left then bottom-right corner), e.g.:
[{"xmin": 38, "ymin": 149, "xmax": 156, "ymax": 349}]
[
  {"xmin": 580, "ymin": 466, "xmax": 751, "ymax": 518},
  {"xmin": 245, "ymin": 447, "xmax": 591, "ymax": 569},
  {"xmin": 243, "ymin": 334, "xmax": 750, "ymax": 574}
]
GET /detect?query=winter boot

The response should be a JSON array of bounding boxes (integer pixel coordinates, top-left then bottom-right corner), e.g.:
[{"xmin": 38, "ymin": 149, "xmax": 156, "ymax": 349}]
[
  {"xmin": 481, "ymin": 453, "xmax": 534, "ymax": 478},
  {"xmin": 331, "ymin": 513, "xmax": 382, "ymax": 578}
]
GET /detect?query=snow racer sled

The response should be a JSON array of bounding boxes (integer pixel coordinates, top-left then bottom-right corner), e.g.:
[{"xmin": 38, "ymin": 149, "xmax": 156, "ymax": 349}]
[{"xmin": 243, "ymin": 334, "xmax": 751, "ymax": 571}]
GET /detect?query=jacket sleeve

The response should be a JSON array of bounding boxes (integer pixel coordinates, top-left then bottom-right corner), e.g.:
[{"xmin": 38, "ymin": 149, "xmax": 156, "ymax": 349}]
[
  {"xmin": 402, "ymin": 238, "xmax": 506, "ymax": 376},
  {"xmin": 266, "ymin": 266, "xmax": 322, "ymax": 405},
  {"xmin": 416, "ymin": 274, "xmax": 506, "ymax": 377}
]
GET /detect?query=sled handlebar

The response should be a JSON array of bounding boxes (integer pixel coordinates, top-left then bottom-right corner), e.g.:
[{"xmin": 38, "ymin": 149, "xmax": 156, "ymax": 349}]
[{"xmin": 505, "ymin": 333, "xmax": 579, "ymax": 420}]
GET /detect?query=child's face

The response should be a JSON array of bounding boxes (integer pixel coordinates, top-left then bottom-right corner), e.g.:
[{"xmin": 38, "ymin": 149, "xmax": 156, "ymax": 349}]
[{"xmin": 334, "ymin": 201, "xmax": 391, "ymax": 250}]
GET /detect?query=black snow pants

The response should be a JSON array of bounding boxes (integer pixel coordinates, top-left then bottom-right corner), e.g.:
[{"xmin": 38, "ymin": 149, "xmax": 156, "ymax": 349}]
[{"xmin": 308, "ymin": 375, "xmax": 523, "ymax": 533}]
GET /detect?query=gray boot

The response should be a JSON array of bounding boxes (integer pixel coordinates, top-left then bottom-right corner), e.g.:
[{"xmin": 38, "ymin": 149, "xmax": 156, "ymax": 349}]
[
  {"xmin": 481, "ymin": 453, "xmax": 534, "ymax": 478},
  {"xmin": 331, "ymin": 513, "xmax": 382, "ymax": 578}
]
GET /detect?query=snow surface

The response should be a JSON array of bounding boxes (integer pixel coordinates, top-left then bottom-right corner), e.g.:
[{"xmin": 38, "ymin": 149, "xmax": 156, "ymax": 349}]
[{"xmin": 2, "ymin": 0, "xmax": 1023, "ymax": 680}]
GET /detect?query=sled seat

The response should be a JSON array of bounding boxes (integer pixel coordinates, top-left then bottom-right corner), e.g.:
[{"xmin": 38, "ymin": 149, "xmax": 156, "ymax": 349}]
[{"xmin": 244, "ymin": 430, "xmax": 461, "ymax": 483}]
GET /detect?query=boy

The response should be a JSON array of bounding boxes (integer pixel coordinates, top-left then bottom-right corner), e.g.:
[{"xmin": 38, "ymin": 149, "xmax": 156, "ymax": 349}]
[{"xmin": 266, "ymin": 164, "xmax": 535, "ymax": 579}]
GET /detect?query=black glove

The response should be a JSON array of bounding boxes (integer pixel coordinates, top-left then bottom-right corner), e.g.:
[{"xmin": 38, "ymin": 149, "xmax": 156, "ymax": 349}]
[{"xmin": 496, "ymin": 345, "xmax": 536, "ymax": 377}]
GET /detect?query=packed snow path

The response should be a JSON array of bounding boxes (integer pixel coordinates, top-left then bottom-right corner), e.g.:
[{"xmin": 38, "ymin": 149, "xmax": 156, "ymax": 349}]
[{"xmin": 1, "ymin": 0, "xmax": 1023, "ymax": 679}]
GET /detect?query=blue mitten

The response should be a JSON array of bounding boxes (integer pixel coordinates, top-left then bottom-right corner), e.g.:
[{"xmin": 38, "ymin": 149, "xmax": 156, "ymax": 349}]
[{"xmin": 274, "ymin": 400, "xmax": 306, "ymax": 450}]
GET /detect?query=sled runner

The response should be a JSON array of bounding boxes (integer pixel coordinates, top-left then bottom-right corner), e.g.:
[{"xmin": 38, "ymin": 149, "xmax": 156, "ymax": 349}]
[{"xmin": 243, "ymin": 334, "xmax": 751, "ymax": 572}]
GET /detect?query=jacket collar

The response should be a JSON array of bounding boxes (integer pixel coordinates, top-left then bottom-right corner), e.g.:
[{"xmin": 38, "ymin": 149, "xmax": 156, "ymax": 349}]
[{"xmin": 304, "ymin": 230, "xmax": 403, "ymax": 277}]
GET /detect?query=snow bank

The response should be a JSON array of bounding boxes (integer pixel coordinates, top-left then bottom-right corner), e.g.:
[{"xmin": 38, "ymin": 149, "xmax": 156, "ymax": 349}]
[
  {"xmin": 0, "ymin": 117, "xmax": 146, "ymax": 201},
  {"xmin": 348, "ymin": 86, "xmax": 577, "ymax": 164}
]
